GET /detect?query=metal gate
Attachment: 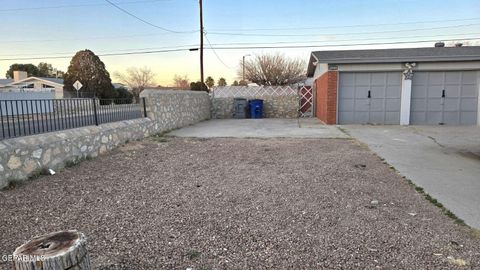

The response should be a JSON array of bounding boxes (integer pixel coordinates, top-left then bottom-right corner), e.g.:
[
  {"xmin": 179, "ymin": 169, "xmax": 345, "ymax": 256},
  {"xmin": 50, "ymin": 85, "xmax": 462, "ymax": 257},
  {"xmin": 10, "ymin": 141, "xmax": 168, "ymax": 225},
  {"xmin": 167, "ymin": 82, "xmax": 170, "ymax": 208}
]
[{"xmin": 298, "ymin": 86, "xmax": 314, "ymax": 117}]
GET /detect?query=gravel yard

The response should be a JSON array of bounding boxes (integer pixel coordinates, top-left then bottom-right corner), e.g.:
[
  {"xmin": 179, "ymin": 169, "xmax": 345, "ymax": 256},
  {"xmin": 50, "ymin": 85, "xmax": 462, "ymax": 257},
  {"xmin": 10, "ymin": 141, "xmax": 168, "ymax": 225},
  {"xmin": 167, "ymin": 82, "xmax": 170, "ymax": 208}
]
[{"xmin": 0, "ymin": 137, "xmax": 479, "ymax": 269}]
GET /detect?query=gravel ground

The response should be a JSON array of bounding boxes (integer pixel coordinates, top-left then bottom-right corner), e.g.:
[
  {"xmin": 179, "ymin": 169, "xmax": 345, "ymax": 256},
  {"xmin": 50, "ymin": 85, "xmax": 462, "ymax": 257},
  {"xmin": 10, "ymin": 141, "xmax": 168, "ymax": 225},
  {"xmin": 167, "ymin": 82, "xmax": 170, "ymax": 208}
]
[{"xmin": 0, "ymin": 137, "xmax": 479, "ymax": 269}]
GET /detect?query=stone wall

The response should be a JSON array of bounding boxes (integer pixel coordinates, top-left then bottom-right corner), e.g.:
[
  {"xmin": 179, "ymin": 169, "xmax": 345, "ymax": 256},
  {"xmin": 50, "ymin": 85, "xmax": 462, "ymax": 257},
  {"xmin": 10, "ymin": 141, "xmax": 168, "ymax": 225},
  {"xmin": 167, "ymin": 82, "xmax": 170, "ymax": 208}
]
[
  {"xmin": 212, "ymin": 96, "xmax": 299, "ymax": 119},
  {"xmin": 0, "ymin": 90, "xmax": 211, "ymax": 189}
]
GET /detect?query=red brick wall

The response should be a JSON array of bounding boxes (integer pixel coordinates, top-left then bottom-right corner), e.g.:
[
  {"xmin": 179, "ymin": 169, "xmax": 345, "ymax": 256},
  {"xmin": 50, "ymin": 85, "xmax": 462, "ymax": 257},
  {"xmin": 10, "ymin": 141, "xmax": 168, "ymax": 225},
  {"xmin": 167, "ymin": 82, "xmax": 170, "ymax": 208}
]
[{"xmin": 315, "ymin": 71, "xmax": 338, "ymax": 124}]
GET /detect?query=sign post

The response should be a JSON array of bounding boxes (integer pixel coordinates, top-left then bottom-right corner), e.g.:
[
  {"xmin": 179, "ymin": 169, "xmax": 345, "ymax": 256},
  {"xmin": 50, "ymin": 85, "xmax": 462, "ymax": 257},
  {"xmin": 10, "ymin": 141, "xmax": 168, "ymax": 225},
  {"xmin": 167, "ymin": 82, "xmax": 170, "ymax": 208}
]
[{"xmin": 73, "ymin": 80, "xmax": 83, "ymax": 98}]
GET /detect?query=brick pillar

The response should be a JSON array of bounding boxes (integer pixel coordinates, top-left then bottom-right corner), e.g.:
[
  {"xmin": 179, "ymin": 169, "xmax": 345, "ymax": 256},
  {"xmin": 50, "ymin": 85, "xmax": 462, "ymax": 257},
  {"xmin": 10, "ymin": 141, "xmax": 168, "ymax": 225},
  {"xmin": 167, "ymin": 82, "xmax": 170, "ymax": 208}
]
[{"xmin": 315, "ymin": 71, "xmax": 338, "ymax": 124}]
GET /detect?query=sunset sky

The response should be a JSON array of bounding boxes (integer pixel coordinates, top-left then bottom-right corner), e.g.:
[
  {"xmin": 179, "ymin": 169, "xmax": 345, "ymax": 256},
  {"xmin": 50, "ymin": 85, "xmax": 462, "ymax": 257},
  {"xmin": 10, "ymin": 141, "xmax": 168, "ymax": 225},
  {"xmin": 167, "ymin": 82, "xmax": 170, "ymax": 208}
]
[{"xmin": 1, "ymin": 0, "xmax": 479, "ymax": 86}]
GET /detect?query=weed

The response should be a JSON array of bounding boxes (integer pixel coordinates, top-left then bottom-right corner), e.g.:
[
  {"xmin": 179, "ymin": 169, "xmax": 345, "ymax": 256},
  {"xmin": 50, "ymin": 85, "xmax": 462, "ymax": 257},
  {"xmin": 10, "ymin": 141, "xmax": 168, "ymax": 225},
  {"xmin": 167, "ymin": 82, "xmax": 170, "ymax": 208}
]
[
  {"xmin": 471, "ymin": 229, "xmax": 480, "ymax": 239},
  {"xmin": 187, "ymin": 250, "xmax": 201, "ymax": 260}
]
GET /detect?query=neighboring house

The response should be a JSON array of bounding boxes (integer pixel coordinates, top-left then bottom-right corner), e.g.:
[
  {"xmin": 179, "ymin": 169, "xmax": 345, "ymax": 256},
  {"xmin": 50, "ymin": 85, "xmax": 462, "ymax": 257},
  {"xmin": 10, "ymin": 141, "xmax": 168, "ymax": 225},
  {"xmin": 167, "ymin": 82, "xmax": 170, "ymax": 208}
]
[
  {"xmin": 112, "ymin": 83, "xmax": 131, "ymax": 90},
  {"xmin": 307, "ymin": 43, "xmax": 480, "ymax": 125},
  {"xmin": 0, "ymin": 71, "xmax": 128, "ymax": 99},
  {"xmin": 0, "ymin": 71, "xmax": 63, "ymax": 98}
]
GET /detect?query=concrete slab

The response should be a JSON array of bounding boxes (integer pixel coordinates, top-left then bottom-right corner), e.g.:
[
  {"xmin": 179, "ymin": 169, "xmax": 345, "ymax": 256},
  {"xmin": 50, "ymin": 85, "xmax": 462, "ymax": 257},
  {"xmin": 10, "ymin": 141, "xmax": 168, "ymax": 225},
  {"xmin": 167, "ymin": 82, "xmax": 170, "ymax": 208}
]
[
  {"xmin": 168, "ymin": 118, "xmax": 349, "ymax": 139},
  {"xmin": 344, "ymin": 125, "xmax": 480, "ymax": 228}
]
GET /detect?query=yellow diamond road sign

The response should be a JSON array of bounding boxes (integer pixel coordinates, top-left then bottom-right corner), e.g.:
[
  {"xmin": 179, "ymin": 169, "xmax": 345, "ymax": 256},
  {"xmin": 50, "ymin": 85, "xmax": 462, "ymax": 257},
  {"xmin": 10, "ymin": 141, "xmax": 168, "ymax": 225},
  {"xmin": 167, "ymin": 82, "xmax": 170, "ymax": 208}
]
[{"xmin": 73, "ymin": 80, "xmax": 83, "ymax": 91}]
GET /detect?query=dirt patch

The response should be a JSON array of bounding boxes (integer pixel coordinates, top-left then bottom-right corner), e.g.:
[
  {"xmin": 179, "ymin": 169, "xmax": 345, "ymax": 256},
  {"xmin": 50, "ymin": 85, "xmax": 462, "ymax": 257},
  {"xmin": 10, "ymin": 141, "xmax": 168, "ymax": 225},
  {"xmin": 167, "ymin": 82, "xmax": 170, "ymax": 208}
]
[{"xmin": 0, "ymin": 138, "xmax": 479, "ymax": 269}]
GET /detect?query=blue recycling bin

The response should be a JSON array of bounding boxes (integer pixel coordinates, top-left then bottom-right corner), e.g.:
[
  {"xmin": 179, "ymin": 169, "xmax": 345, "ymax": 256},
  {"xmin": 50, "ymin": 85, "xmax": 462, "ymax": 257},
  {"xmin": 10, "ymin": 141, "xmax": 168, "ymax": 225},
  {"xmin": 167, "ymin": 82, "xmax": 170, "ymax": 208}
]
[{"xmin": 248, "ymin": 99, "xmax": 263, "ymax": 119}]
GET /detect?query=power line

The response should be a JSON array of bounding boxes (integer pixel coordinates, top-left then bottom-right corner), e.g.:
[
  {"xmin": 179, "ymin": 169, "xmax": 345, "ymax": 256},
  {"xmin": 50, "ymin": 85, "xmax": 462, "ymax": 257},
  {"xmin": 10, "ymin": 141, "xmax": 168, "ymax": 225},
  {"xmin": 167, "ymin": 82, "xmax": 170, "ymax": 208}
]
[
  {"xmin": 0, "ymin": 0, "xmax": 175, "ymax": 12},
  {"xmin": 0, "ymin": 37, "xmax": 479, "ymax": 61},
  {"xmin": 0, "ymin": 48, "xmax": 191, "ymax": 61},
  {"xmin": 1, "ymin": 33, "xmax": 478, "ymax": 58},
  {"xmin": 204, "ymin": 34, "xmax": 233, "ymax": 69},
  {"xmin": 103, "ymin": 0, "xmax": 197, "ymax": 34},
  {"xmin": 209, "ymin": 37, "xmax": 480, "ymax": 50},
  {"xmin": 2, "ymin": 21, "xmax": 479, "ymax": 43},
  {"xmin": 208, "ymin": 23, "xmax": 480, "ymax": 37},
  {"xmin": 208, "ymin": 17, "xmax": 480, "ymax": 32}
]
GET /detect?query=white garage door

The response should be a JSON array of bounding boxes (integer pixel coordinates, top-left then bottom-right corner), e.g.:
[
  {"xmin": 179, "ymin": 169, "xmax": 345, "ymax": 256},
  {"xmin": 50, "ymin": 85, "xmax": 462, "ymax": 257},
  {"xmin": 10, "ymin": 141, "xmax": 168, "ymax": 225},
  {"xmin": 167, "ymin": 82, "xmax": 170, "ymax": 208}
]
[
  {"xmin": 338, "ymin": 72, "xmax": 401, "ymax": 124},
  {"xmin": 411, "ymin": 71, "xmax": 479, "ymax": 125}
]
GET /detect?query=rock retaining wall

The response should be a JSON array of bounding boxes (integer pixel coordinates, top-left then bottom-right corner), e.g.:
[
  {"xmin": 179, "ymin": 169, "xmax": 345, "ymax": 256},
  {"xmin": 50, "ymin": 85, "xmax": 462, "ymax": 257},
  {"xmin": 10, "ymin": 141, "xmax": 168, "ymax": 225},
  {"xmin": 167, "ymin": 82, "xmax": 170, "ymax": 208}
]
[{"xmin": 0, "ymin": 90, "xmax": 211, "ymax": 189}]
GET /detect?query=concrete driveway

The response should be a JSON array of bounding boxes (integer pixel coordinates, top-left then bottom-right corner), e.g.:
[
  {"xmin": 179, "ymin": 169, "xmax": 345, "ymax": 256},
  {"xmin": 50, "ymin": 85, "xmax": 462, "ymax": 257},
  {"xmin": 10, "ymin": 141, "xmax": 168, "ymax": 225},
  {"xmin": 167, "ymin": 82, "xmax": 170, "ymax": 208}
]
[
  {"xmin": 344, "ymin": 125, "xmax": 480, "ymax": 228},
  {"xmin": 168, "ymin": 118, "xmax": 348, "ymax": 138}
]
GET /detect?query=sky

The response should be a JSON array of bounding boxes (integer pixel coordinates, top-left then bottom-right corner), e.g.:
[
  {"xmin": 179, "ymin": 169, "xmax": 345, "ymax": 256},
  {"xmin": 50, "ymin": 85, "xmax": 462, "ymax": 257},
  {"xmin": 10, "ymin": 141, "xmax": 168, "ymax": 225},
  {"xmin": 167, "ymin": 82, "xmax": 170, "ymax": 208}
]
[{"xmin": 0, "ymin": 0, "xmax": 479, "ymax": 86}]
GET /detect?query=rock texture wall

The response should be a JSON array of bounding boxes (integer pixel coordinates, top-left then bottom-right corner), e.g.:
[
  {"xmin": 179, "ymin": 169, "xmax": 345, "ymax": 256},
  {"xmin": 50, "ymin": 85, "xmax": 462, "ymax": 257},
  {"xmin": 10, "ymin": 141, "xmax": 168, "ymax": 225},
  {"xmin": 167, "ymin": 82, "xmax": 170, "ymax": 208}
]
[
  {"xmin": 0, "ymin": 90, "xmax": 211, "ymax": 189},
  {"xmin": 212, "ymin": 96, "xmax": 299, "ymax": 119}
]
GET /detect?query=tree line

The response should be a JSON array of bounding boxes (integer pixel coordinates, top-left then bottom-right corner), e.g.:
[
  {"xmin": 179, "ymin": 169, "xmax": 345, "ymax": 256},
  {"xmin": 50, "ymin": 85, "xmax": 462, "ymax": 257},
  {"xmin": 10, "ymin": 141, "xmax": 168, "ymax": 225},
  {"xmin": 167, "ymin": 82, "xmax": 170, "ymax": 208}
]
[{"xmin": 5, "ymin": 50, "xmax": 307, "ymax": 101}]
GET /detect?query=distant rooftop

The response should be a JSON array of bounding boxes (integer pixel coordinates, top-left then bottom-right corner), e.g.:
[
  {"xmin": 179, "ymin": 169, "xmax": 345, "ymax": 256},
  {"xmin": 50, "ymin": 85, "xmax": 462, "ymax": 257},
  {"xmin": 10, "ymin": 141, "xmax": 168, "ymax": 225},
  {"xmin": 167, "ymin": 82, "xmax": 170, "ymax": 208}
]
[{"xmin": 0, "ymin": 79, "xmax": 14, "ymax": 86}]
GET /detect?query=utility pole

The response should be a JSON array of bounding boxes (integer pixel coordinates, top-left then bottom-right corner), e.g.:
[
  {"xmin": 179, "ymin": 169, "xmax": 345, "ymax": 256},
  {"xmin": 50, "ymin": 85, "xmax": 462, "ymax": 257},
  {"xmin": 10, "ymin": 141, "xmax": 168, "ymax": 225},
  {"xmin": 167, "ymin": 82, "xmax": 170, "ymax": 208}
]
[
  {"xmin": 199, "ymin": 0, "xmax": 204, "ymax": 91},
  {"xmin": 242, "ymin": 54, "xmax": 250, "ymax": 82}
]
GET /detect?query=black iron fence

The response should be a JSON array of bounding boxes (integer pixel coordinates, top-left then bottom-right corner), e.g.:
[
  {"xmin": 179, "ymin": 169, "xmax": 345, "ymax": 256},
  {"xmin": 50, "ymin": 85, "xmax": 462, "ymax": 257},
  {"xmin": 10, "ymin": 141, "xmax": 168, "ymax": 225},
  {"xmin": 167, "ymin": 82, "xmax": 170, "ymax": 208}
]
[{"xmin": 0, "ymin": 98, "xmax": 147, "ymax": 140}]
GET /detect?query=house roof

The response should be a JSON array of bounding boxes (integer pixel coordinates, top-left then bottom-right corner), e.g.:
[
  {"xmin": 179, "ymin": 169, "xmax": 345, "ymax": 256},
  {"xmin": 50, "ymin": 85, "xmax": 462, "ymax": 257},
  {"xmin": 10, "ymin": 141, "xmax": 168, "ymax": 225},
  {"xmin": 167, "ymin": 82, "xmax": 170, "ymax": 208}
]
[
  {"xmin": 307, "ymin": 46, "xmax": 480, "ymax": 77},
  {"xmin": 7, "ymin": 77, "xmax": 64, "ymax": 87},
  {"xmin": 0, "ymin": 79, "xmax": 14, "ymax": 86}
]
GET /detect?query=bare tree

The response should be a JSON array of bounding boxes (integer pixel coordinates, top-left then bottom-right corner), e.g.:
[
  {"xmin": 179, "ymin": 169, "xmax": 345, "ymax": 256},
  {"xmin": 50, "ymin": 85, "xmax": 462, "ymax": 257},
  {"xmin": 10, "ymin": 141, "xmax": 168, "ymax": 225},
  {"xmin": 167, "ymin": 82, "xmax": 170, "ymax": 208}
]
[
  {"xmin": 173, "ymin": 74, "xmax": 190, "ymax": 89},
  {"xmin": 239, "ymin": 53, "xmax": 306, "ymax": 86},
  {"xmin": 114, "ymin": 67, "xmax": 156, "ymax": 102}
]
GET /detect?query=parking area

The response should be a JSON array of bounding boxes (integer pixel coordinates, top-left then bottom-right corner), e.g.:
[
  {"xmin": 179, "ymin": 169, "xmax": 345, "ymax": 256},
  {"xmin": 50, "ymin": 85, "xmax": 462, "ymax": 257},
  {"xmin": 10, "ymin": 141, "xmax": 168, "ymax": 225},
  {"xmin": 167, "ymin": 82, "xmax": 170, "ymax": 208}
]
[
  {"xmin": 168, "ymin": 118, "xmax": 348, "ymax": 139},
  {"xmin": 343, "ymin": 125, "xmax": 480, "ymax": 228}
]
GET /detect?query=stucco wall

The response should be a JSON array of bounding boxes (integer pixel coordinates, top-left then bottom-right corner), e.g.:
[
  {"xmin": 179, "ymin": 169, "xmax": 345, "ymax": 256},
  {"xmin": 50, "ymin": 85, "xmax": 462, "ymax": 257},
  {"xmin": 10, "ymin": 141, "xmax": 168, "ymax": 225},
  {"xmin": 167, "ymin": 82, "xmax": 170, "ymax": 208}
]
[
  {"xmin": 212, "ymin": 96, "xmax": 299, "ymax": 119},
  {"xmin": 0, "ymin": 90, "xmax": 211, "ymax": 189}
]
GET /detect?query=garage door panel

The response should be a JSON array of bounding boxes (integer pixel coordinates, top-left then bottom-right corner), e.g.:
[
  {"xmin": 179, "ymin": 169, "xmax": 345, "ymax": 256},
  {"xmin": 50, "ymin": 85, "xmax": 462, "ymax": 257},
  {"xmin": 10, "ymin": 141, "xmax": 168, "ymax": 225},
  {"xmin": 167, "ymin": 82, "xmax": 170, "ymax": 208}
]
[
  {"xmin": 387, "ymin": 73, "xmax": 401, "ymax": 84},
  {"xmin": 339, "ymin": 72, "xmax": 400, "ymax": 124},
  {"xmin": 354, "ymin": 112, "xmax": 369, "ymax": 123},
  {"xmin": 340, "ymin": 73, "xmax": 355, "ymax": 86},
  {"xmin": 412, "ymin": 86, "xmax": 427, "ymax": 98},
  {"xmin": 426, "ymin": 112, "xmax": 442, "ymax": 124},
  {"xmin": 427, "ymin": 85, "xmax": 443, "ymax": 97},
  {"xmin": 445, "ymin": 72, "xmax": 461, "ymax": 84},
  {"xmin": 355, "ymin": 86, "xmax": 369, "ymax": 99},
  {"xmin": 370, "ymin": 86, "xmax": 385, "ymax": 97},
  {"xmin": 461, "ymin": 71, "xmax": 477, "ymax": 84},
  {"xmin": 411, "ymin": 112, "xmax": 426, "ymax": 124},
  {"xmin": 370, "ymin": 99, "xmax": 384, "ymax": 111},
  {"xmin": 355, "ymin": 73, "xmax": 370, "ymax": 85},
  {"xmin": 413, "ymin": 72, "xmax": 428, "ymax": 85},
  {"xmin": 369, "ymin": 112, "xmax": 385, "ymax": 124},
  {"xmin": 444, "ymin": 98, "xmax": 459, "ymax": 111},
  {"xmin": 445, "ymin": 85, "xmax": 461, "ymax": 97},
  {"xmin": 460, "ymin": 98, "xmax": 478, "ymax": 112},
  {"xmin": 339, "ymin": 112, "xmax": 354, "ymax": 124},
  {"xmin": 386, "ymin": 99, "xmax": 401, "ymax": 111},
  {"xmin": 339, "ymin": 86, "xmax": 355, "ymax": 98},
  {"xmin": 411, "ymin": 99, "xmax": 426, "ymax": 111},
  {"xmin": 428, "ymin": 73, "xmax": 444, "ymax": 84},
  {"xmin": 386, "ymin": 86, "xmax": 401, "ymax": 98},
  {"xmin": 354, "ymin": 99, "xmax": 370, "ymax": 111},
  {"xmin": 460, "ymin": 112, "xmax": 477, "ymax": 125},
  {"xmin": 462, "ymin": 85, "xmax": 477, "ymax": 97},
  {"xmin": 371, "ymin": 73, "xmax": 386, "ymax": 85},
  {"xmin": 411, "ymin": 71, "xmax": 478, "ymax": 125},
  {"xmin": 427, "ymin": 98, "xmax": 442, "ymax": 111},
  {"xmin": 443, "ymin": 112, "xmax": 460, "ymax": 125},
  {"xmin": 385, "ymin": 112, "xmax": 400, "ymax": 124},
  {"xmin": 339, "ymin": 99, "xmax": 354, "ymax": 112}
]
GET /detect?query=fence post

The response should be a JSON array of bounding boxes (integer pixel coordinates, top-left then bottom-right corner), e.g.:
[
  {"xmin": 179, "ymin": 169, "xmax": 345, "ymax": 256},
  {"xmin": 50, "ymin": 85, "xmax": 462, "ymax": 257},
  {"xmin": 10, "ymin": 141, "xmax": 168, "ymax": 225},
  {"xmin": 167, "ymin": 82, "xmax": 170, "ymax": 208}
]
[
  {"xmin": 142, "ymin": 97, "xmax": 147, "ymax": 118},
  {"xmin": 92, "ymin": 98, "xmax": 99, "ymax": 125}
]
